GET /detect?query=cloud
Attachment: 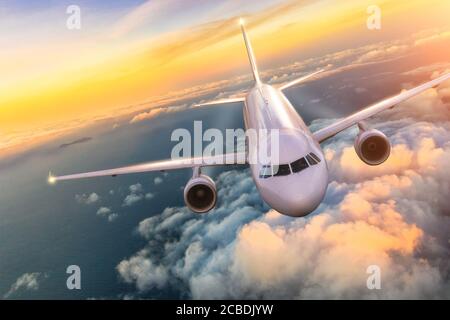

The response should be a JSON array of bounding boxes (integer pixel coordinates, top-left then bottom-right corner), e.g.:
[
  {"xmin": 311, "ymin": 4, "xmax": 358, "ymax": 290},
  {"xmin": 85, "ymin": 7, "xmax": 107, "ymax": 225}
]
[
  {"xmin": 75, "ymin": 193, "xmax": 100, "ymax": 205},
  {"xmin": 117, "ymin": 169, "xmax": 266, "ymax": 295},
  {"xmin": 129, "ymin": 105, "xmax": 187, "ymax": 124},
  {"xmin": 117, "ymin": 71, "xmax": 450, "ymax": 299},
  {"xmin": 123, "ymin": 194, "xmax": 144, "ymax": 207},
  {"xmin": 108, "ymin": 213, "xmax": 119, "ymax": 222},
  {"xmin": 4, "ymin": 273, "xmax": 46, "ymax": 298},
  {"xmin": 123, "ymin": 183, "xmax": 154, "ymax": 206},
  {"xmin": 355, "ymin": 45, "xmax": 409, "ymax": 64},
  {"xmin": 154, "ymin": 177, "xmax": 163, "ymax": 185},
  {"xmin": 414, "ymin": 30, "xmax": 450, "ymax": 46},
  {"xmin": 97, "ymin": 207, "xmax": 112, "ymax": 216},
  {"xmin": 129, "ymin": 183, "xmax": 143, "ymax": 194},
  {"xmin": 96, "ymin": 206, "xmax": 118, "ymax": 223},
  {"xmin": 110, "ymin": 0, "xmax": 178, "ymax": 39},
  {"xmin": 118, "ymin": 253, "xmax": 169, "ymax": 291}
]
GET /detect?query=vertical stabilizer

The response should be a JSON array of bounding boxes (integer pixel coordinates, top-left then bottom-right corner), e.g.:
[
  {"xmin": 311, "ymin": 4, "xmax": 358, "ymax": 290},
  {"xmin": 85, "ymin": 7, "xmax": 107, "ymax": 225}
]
[{"xmin": 240, "ymin": 18, "xmax": 262, "ymax": 85}]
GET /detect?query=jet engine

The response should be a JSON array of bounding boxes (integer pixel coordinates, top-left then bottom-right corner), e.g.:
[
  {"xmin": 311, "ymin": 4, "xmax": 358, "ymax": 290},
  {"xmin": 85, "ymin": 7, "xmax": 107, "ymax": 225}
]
[
  {"xmin": 354, "ymin": 127, "xmax": 391, "ymax": 166},
  {"xmin": 184, "ymin": 173, "xmax": 217, "ymax": 213}
]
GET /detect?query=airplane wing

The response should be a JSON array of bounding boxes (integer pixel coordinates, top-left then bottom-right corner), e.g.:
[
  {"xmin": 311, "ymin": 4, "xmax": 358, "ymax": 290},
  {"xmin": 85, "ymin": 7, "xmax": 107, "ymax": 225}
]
[
  {"xmin": 278, "ymin": 69, "xmax": 324, "ymax": 91},
  {"xmin": 49, "ymin": 152, "xmax": 247, "ymax": 183},
  {"xmin": 194, "ymin": 97, "xmax": 245, "ymax": 108},
  {"xmin": 313, "ymin": 72, "xmax": 450, "ymax": 143},
  {"xmin": 195, "ymin": 69, "xmax": 324, "ymax": 108}
]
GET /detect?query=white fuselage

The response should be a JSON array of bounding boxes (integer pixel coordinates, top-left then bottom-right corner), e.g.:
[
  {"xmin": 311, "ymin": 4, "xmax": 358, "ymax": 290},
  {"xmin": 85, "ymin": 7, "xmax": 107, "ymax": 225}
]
[{"xmin": 243, "ymin": 83, "xmax": 328, "ymax": 217}]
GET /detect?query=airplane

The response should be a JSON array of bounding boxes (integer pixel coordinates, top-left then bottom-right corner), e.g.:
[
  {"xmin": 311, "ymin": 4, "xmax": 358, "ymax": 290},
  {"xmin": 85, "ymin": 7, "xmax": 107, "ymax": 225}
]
[{"xmin": 48, "ymin": 18, "xmax": 450, "ymax": 217}]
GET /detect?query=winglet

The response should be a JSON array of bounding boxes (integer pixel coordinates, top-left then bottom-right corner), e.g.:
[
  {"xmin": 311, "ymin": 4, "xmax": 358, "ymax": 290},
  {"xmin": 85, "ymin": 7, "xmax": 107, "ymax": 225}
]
[{"xmin": 240, "ymin": 18, "xmax": 261, "ymax": 85}]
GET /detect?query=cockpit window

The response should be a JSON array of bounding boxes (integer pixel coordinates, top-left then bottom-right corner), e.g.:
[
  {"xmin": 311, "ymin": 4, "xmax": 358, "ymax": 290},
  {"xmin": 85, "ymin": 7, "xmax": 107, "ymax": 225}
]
[
  {"xmin": 259, "ymin": 165, "xmax": 272, "ymax": 179},
  {"xmin": 309, "ymin": 152, "xmax": 321, "ymax": 163},
  {"xmin": 290, "ymin": 157, "xmax": 308, "ymax": 173},
  {"xmin": 258, "ymin": 152, "xmax": 321, "ymax": 179},
  {"xmin": 306, "ymin": 153, "xmax": 321, "ymax": 166},
  {"xmin": 306, "ymin": 154, "xmax": 317, "ymax": 165},
  {"xmin": 273, "ymin": 164, "xmax": 291, "ymax": 176}
]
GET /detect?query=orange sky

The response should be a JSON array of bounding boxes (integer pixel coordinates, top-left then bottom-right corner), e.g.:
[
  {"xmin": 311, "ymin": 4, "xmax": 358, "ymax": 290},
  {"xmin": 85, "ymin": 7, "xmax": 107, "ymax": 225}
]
[{"xmin": 1, "ymin": 0, "xmax": 449, "ymax": 155}]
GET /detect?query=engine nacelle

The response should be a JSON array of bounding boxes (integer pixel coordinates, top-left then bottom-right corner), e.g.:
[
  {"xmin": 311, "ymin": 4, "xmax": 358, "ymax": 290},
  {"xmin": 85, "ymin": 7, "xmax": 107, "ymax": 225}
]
[
  {"xmin": 184, "ymin": 174, "xmax": 217, "ymax": 213},
  {"xmin": 354, "ymin": 128, "xmax": 391, "ymax": 166}
]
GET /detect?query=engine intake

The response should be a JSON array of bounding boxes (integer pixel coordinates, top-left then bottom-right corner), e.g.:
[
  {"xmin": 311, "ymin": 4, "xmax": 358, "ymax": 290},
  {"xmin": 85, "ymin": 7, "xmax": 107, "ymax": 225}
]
[
  {"xmin": 354, "ymin": 128, "xmax": 391, "ymax": 166},
  {"xmin": 184, "ymin": 174, "xmax": 217, "ymax": 213}
]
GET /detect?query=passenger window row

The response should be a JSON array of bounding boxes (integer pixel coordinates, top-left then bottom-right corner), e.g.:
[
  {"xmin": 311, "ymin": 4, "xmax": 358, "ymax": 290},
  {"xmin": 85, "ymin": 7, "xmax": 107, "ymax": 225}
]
[{"xmin": 259, "ymin": 152, "xmax": 321, "ymax": 179}]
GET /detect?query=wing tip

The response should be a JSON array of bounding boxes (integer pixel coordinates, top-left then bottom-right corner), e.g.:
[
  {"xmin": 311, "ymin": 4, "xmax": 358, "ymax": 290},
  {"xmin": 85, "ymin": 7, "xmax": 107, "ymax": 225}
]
[{"xmin": 47, "ymin": 171, "xmax": 57, "ymax": 185}]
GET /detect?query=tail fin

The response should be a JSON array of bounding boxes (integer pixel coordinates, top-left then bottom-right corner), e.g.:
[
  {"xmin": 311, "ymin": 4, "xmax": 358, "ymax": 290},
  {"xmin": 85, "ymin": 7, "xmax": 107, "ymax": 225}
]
[{"xmin": 240, "ymin": 18, "xmax": 261, "ymax": 85}]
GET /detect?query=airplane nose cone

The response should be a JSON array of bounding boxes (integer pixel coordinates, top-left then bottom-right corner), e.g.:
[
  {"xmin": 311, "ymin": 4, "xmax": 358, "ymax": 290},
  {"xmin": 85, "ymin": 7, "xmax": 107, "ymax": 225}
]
[
  {"xmin": 257, "ymin": 163, "xmax": 328, "ymax": 217},
  {"xmin": 277, "ymin": 183, "xmax": 326, "ymax": 217}
]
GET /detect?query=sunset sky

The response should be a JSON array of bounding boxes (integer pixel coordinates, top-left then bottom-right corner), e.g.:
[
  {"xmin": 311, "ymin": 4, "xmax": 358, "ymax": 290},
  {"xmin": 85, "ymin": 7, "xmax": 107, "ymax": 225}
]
[{"xmin": 1, "ymin": 0, "xmax": 449, "ymax": 155}]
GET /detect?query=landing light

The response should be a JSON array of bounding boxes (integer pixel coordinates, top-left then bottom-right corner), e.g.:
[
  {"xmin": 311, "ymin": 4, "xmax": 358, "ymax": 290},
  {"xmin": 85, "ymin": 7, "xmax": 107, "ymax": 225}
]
[
  {"xmin": 239, "ymin": 18, "xmax": 245, "ymax": 26},
  {"xmin": 48, "ymin": 172, "xmax": 57, "ymax": 185}
]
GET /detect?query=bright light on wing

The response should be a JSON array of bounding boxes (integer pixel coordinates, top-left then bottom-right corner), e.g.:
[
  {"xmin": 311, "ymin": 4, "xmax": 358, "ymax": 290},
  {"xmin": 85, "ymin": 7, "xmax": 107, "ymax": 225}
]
[{"xmin": 48, "ymin": 172, "xmax": 57, "ymax": 185}]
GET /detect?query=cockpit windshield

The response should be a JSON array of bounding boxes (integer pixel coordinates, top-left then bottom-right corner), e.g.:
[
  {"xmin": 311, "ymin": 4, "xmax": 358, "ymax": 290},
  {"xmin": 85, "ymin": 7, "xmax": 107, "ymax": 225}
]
[
  {"xmin": 273, "ymin": 164, "xmax": 291, "ymax": 176},
  {"xmin": 259, "ymin": 165, "xmax": 272, "ymax": 179},
  {"xmin": 259, "ymin": 152, "xmax": 321, "ymax": 179},
  {"xmin": 291, "ymin": 157, "xmax": 308, "ymax": 173}
]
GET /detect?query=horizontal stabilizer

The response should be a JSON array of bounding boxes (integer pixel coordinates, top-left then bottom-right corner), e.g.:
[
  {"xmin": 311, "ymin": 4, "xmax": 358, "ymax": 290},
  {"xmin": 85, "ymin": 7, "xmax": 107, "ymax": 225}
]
[
  {"xmin": 278, "ymin": 69, "xmax": 324, "ymax": 91},
  {"xmin": 194, "ymin": 97, "xmax": 245, "ymax": 108}
]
